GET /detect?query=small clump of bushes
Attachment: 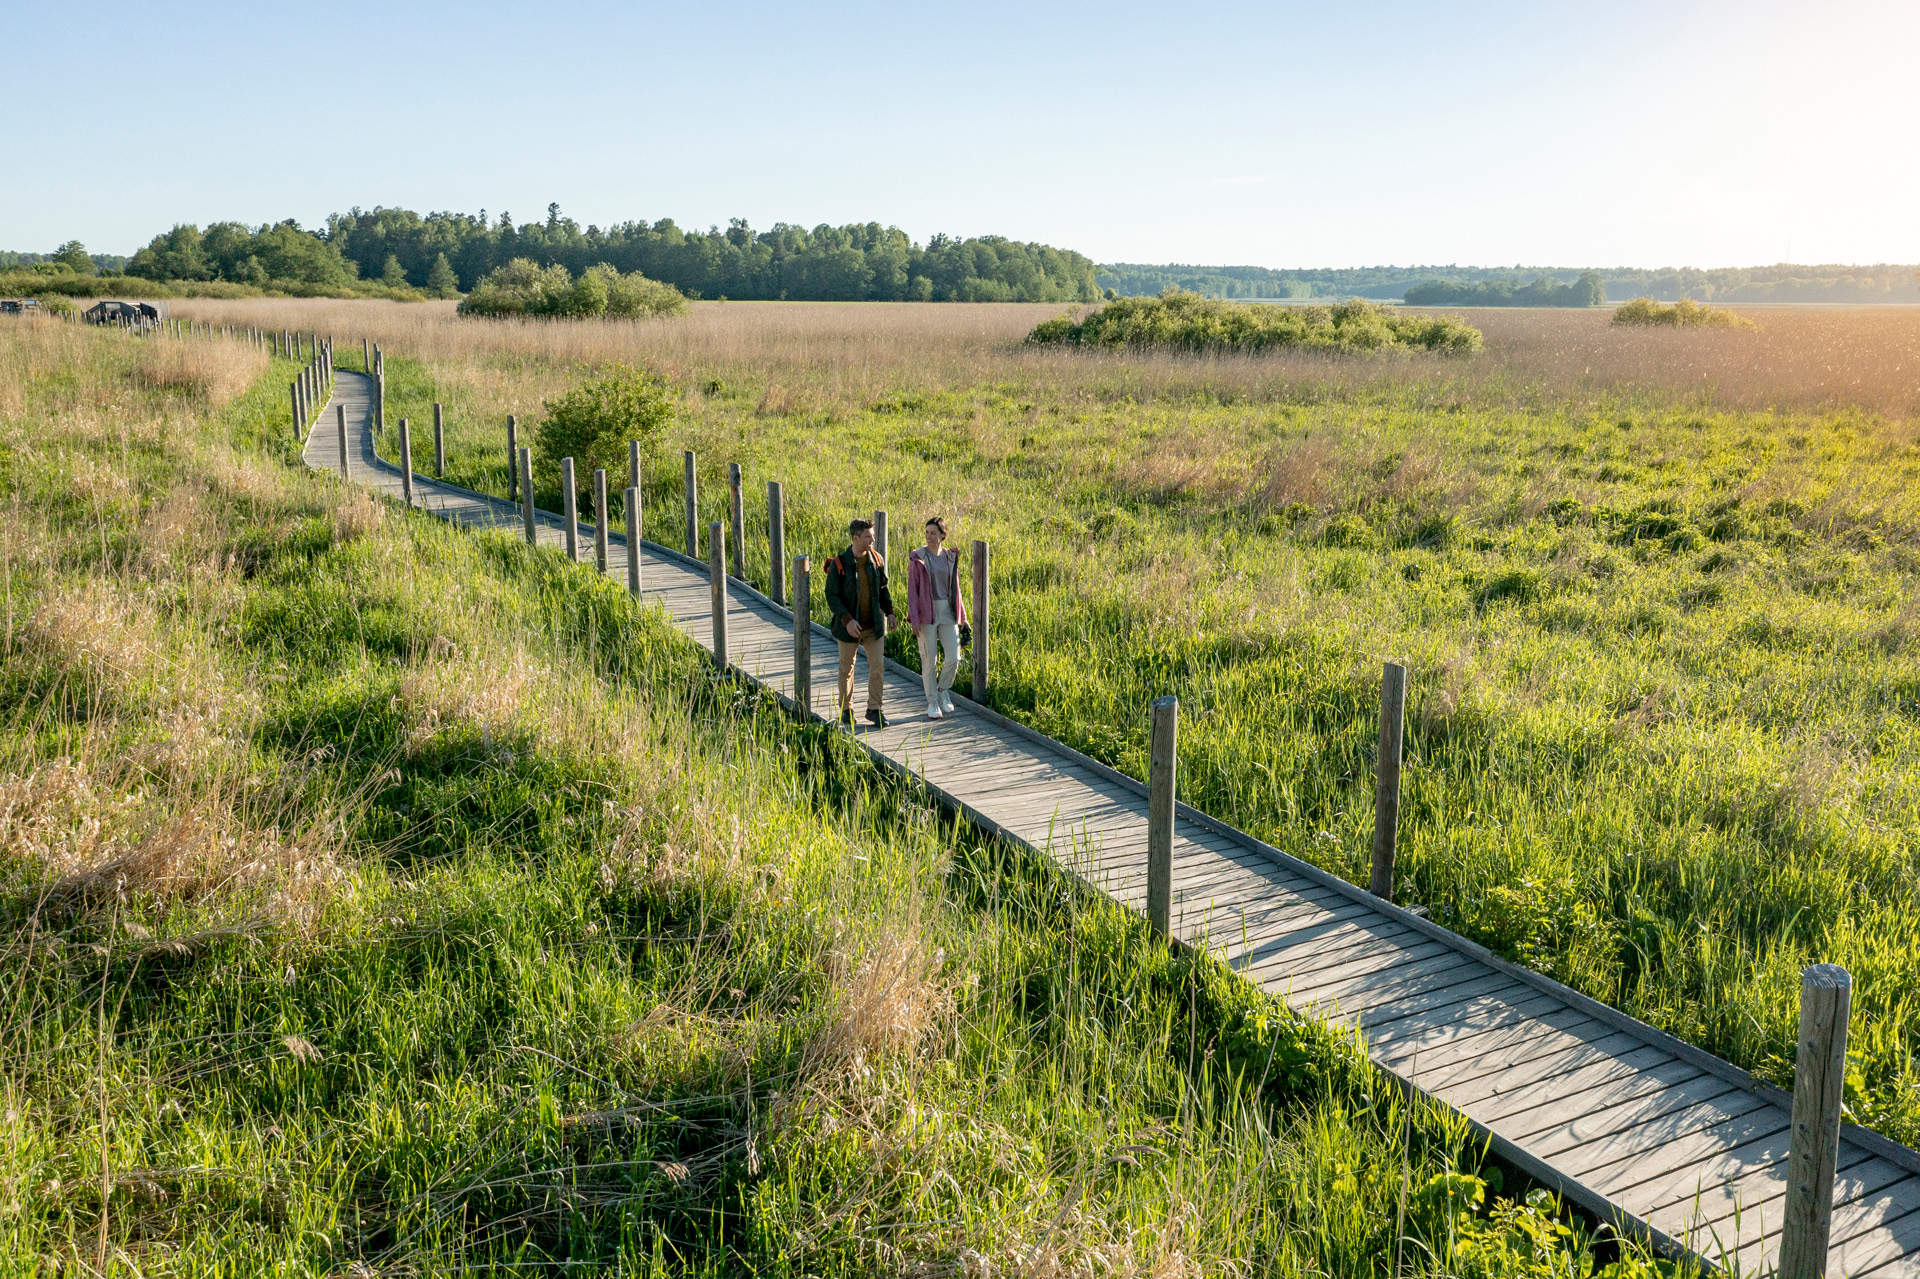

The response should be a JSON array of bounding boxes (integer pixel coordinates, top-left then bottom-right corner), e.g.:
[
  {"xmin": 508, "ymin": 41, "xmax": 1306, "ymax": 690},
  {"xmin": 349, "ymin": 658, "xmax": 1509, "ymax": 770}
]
[
  {"xmin": 1027, "ymin": 288, "xmax": 1482, "ymax": 354},
  {"xmin": 458, "ymin": 257, "xmax": 687, "ymax": 319},
  {"xmin": 1611, "ymin": 297, "xmax": 1756, "ymax": 329}
]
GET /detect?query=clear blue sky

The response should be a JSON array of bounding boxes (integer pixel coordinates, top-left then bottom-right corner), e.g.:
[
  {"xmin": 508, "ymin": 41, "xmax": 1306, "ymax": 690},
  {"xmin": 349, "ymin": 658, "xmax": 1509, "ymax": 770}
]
[{"xmin": 5, "ymin": 0, "xmax": 1914, "ymax": 269}]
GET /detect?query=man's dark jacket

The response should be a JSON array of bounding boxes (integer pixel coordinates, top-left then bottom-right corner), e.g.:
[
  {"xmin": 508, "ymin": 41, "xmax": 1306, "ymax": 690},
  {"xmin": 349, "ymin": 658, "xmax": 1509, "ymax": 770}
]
[{"xmin": 824, "ymin": 547, "xmax": 894, "ymax": 643}]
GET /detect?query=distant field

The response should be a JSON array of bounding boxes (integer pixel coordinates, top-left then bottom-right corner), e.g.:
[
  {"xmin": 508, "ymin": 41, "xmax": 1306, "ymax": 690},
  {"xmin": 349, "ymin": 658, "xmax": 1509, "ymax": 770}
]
[{"xmin": 173, "ymin": 296, "xmax": 1920, "ymax": 1151}]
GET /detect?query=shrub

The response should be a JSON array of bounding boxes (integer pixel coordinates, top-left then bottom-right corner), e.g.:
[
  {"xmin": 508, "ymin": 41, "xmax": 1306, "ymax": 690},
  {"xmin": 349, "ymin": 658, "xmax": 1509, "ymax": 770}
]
[
  {"xmin": 459, "ymin": 258, "xmax": 686, "ymax": 319},
  {"xmin": 1612, "ymin": 297, "xmax": 1756, "ymax": 329},
  {"xmin": 1026, "ymin": 289, "xmax": 1482, "ymax": 354},
  {"xmin": 535, "ymin": 365, "xmax": 676, "ymax": 496}
]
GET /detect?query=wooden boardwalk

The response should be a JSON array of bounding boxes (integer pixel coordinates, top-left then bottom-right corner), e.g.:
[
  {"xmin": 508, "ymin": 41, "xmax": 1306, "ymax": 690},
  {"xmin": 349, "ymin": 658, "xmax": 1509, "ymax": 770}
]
[{"xmin": 308, "ymin": 371, "xmax": 1920, "ymax": 1277}]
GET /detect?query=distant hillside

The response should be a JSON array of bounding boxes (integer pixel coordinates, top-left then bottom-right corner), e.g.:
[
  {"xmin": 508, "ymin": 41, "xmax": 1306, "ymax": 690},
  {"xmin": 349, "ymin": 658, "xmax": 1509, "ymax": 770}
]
[{"xmin": 1098, "ymin": 262, "xmax": 1920, "ymax": 305}]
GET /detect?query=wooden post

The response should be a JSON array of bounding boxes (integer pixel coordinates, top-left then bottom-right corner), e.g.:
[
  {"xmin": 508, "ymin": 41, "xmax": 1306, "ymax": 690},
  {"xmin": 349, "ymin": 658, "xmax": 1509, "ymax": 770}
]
[
  {"xmin": 628, "ymin": 439, "xmax": 641, "ymax": 496},
  {"xmin": 792, "ymin": 554, "xmax": 811, "ymax": 717},
  {"xmin": 432, "ymin": 403, "xmax": 445, "ymax": 476},
  {"xmin": 625, "ymin": 486, "xmax": 641, "ymax": 595},
  {"xmin": 768, "ymin": 481, "xmax": 786, "ymax": 606},
  {"xmin": 561, "ymin": 457, "xmax": 578, "ymax": 561},
  {"xmin": 398, "ymin": 418, "xmax": 414, "ymax": 508},
  {"xmin": 728, "ymin": 462, "xmax": 745, "ymax": 580},
  {"xmin": 519, "ymin": 447, "xmax": 535, "ymax": 546},
  {"xmin": 506, "ymin": 416, "xmax": 518, "ymax": 501},
  {"xmin": 1147, "ymin": 695, "xmax": 1178, "ymax": 942},
  {"xmin": 362, "ymin": 336, "xmax": 369, "ymax": 371},
  {"xmin": 971, "ymin": 538, "xmax": 990, "ymax": 702},
  {"xmin": 289, "ymin": 382, "xmax": 300, "ymax": 437},
  {"xmin": 593, "ymin": 468, "xmax": 609, "ymax": 574},
  {"xmin": 1370, "ymin": 661, "xmax": 1408, "ymax": 902},
  {"xmin": 683, "ymin": 449, "xmax": 698, "ymax": 559},
  {"xmin": 335, "ymin": 404, "xmax": 348, "ymax": 477},
  {"xmin": 1782, "ymin": 964, "xmax": 1852, "ymax": 1279},
  {"xmin": 709, "ymin": 521, "xmax": 728, "ymax": 668},
  {"xmin": 874, "ymin": 509, "xmax": 888, "ymax": 572}
]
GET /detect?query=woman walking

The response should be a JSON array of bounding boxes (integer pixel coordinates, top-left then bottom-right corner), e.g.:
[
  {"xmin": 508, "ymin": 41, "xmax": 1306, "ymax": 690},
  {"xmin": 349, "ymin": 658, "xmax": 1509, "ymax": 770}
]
[{"xmin": 907, "ymin": 516, "xmax": 970, "ymax": 720}]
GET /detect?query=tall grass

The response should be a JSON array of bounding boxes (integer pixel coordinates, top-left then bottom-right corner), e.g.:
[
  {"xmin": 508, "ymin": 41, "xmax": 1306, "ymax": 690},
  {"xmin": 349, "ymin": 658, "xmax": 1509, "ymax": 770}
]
[
  {"xmin": 159, "ymin": 297, "xmax": 1920, "ymax": 1151},
  {"xmin": 0, "ymin": 319, "xmax": 1649, "ymax": 1275}
]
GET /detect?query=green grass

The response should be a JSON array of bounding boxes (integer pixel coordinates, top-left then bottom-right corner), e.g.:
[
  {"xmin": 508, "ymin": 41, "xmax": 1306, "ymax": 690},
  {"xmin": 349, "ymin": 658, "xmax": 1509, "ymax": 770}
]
[
  {"xmin": 390, "ymin": 335, "xmax": 1920, "ymax": 1149},
  {"xmin": 0, "ymin": 324, "xmax": 1663, "ymax": 1275}
]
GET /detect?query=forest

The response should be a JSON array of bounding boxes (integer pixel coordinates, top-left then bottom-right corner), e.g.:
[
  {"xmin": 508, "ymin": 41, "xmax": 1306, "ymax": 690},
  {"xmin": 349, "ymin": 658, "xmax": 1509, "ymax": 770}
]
[
  {"xmin": 1099, "ymin": 261, "xmax": 1920, "ymax": 304},
  {"xmin": 1402, "ymin": 272, "xmax": 1606, "ymax": 306},
  {"xmin": 116, "ymin": 205, "xmax": 1100, "ymax": 303}
]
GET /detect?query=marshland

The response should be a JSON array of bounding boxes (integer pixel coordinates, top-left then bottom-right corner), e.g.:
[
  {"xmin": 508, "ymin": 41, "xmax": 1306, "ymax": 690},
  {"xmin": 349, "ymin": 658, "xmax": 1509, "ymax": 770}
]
[{"xmin": 4, "ymin": 293, "xmax": 1918, "ymax": 1275}]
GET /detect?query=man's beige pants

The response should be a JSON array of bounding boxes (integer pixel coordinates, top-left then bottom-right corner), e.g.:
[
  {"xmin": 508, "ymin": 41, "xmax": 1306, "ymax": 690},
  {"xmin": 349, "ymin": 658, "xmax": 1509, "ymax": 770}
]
[{"xmin": 837, "ymin": 633, "xmax": 885, "ymax": 713}]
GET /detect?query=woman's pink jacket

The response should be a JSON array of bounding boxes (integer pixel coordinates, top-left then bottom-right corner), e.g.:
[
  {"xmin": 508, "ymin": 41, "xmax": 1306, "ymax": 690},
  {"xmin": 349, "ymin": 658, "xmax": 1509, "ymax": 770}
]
[{"xmin": 906, "ymin": 546, "xmax": 970, "ymax": 628}]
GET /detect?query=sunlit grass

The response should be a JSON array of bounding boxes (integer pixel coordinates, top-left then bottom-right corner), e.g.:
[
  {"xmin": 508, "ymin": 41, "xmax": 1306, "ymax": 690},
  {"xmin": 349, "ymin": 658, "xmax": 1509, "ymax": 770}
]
[
  {"xmin": 170, "ymin": 296, "xmax": 1920, "ymax": 1147},
  {"xmin": 0, "ymin": 317, "xmax": 1655, "ymax": 1276}
]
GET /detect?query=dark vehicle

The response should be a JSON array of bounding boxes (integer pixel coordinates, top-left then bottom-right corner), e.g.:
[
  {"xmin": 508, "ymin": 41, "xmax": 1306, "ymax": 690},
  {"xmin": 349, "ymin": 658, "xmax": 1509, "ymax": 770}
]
[{"xmin": 83, "ymin": 299, "xmax": 167, "ymax": 325}]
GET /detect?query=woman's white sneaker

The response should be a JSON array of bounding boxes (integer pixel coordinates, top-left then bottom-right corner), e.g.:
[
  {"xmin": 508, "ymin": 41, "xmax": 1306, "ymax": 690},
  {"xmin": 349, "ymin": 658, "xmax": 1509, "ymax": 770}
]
[
  {"xmin": 940, "ymin": 690, "xmax": 955, "ymax": 713},
  {"xmin": 926, "ymin": 702, "xmax": 944, "ymax": 720}
]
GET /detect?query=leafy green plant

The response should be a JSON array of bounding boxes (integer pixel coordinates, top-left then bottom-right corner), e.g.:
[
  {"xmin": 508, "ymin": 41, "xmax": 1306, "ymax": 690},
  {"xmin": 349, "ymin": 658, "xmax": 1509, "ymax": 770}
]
[
  {"xmin": 1028, "ymin": 289, "xmax": 1483, "ymax": 354},
  {"xmin": 534, "ymin": 363, "xmax": 675, "ymax": 497},
  {"xmin": 1612, "ymin": 296, "xmax": 1757, "ymax": 329},
  {"xmin": 458, "ymin": 257, "xmax": 686, "ymax": 319}
]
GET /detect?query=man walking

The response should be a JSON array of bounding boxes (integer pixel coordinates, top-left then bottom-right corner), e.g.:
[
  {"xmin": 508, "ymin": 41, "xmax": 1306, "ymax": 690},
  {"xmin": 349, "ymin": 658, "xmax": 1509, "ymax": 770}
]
[{"xmin": 825, "ymin": 517, "xmax": 896, "ymax": 727}]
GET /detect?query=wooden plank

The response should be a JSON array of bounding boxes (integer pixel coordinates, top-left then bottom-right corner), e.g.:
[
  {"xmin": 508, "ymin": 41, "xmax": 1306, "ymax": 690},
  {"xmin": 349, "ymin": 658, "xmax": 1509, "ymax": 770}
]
[
  {"xmin": 1479, "ymin": 1045, "xmax": 1692, "ymax": 1128},
  {"xmin": 1512, "ymin": 1063, "xmax": 1738, "ymax": 1156},
  {"xmin": 1358, "ymin": 983, "xmax": 1557, "ymax": 1052},
  {"xmin": 1654, "ymin": 1146, "xmax": 1888, "ymax": 1248},
  {"xmin": 1267, "ymin": 939, "xmax": 1455, "ymax": 1000},
  {"xmin": 1571, "ymin": 1096, "xmax": 1785, "ymax": 1192},
  {"xmin": 1426, "ymin": 1027, "xmax": 1645, "ymax": 1105}
]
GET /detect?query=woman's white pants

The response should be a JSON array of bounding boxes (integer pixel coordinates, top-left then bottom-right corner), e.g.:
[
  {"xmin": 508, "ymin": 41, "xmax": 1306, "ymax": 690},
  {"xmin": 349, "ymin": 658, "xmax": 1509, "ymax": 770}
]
[{"xmin": 916, "ymin": 600, "xmax": 959, "ymax": 703}]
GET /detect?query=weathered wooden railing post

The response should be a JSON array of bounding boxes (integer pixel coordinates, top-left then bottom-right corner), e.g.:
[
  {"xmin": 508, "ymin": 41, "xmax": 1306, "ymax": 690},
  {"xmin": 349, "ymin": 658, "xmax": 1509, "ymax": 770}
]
[
  {"xmin": 519, "ymin": 448, "xmax": 535, "ymax": 546},
  {"xmin": 971, "ymin": 538, "xmax": 990, "ymax": 702},
  {"xmin": 874, "ymin": 509, "xmax": 888, "ymax": 571},
  {"xmin": 398, "ymin": 418, "xmax": 414, "ymax": 508},
  {"xmin": 432, "ymin": 403, "xmax": 445, "ymax": 476},
  {"xmin": 1370, "ymin": 661, "xmax": 1407, "ymax": 902},
  {"xmin": 768, "ymin": 481, "xmax": 786, "ymax": 605},
  {"xmin": 561, "ymin": 458, "xmax": 578, "ymax": 561},
  {"xmin": 1782, "ymin": 964, "xmax": 1852, "ymax": 1279},
  {"xmin": 1147, "ymin": 695, "xmax": 1179, "ymax": 942},
  {"xmin": 506, "ymin": 415, "xmax": 519, "ymax": 501},
  {"xmin": 683, "ymin": 449, "xmax": 698, "ymax": 558},
  {"xmin": 709, "ymin": 521, "xmax": 728, "ymax": 668},
  {"xmin": 362, "ymin": 336, "xmax": 370, "ymax": 372},
  {"xmin": 792, "ymin": 554, "xmax": 811, "ymax": 716},
  {"xmin": 593, "ymin": 468, "xmax": 609, "ymax": 574},
  {"xmin": 728, "ymin": 463, "xmax": 745, "ymax": 580},
  {"xmin": 625, "ymin": 486, "xmax": 641, "ymax": 596},
  {"xmin": 335, "ymin": 404, "xmax": 348, "ymax": 478},
  {"xmin": 289, "ymin": 382, "xmax": 300, "ymax": 438},
  {"xmin": 628, "ymin": 440, "xmax": 641, "ymax": 496}
]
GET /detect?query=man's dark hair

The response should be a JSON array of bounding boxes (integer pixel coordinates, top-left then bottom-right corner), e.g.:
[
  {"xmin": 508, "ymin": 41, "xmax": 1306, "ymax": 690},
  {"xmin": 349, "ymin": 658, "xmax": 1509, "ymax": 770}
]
[{"xmin": 849, "ymin": 518, "xmax": 873, "ymax": 535}]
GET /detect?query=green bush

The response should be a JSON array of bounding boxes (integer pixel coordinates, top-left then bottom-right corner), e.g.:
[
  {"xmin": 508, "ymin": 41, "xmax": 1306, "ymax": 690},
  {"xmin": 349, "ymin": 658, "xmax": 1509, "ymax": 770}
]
[
  {"xmin": 1027, "ymin": 289, "xmax": 1482, "ymax": 354},
  {"xmin": 1612, "ymin": 296, "xmax": 1756, "ymax": 329},
  {"xmin": 459, "ymin": 258, "xmax": 686, "ymax": 319},
  {"xmin": 535, "ymin": 364, "xmax": 676, "ymax": 497}
]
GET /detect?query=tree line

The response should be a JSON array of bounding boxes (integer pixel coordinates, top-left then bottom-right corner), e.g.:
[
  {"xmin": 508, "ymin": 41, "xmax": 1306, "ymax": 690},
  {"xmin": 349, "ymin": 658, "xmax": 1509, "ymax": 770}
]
[
  {"xmin": 1099, "ymin": 261, "xmax": 1920, "ymax": 305},
  {"xmin": 111, "ymin": 205, "xmax": 1100, "ymax": 304},
  {"xmin": 1403, "ymin": 273, "xmax": 1606, "ymax": 307}
]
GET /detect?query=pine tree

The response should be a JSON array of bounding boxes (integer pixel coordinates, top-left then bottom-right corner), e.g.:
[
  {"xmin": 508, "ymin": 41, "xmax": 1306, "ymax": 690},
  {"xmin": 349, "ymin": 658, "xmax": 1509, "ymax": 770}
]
[{"xmin": 426, "ymin": 253, "xmax": 459, "ymax": 297}]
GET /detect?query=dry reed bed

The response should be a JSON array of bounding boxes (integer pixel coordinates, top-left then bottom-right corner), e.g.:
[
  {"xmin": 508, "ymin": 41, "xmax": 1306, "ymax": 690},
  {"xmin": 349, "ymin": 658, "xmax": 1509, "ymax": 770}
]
[{"xmin": 173, "ymin": 296, "xmax": 1920, "ymax": 417}]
